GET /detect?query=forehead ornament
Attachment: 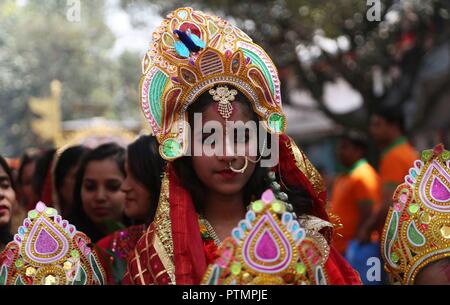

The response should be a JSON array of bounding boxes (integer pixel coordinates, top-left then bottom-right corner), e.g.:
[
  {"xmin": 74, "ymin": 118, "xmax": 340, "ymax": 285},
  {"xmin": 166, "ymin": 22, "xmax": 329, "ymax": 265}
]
[{"xmin": 209, "ymin": 86, "xmax": 238, "ymax": 119}]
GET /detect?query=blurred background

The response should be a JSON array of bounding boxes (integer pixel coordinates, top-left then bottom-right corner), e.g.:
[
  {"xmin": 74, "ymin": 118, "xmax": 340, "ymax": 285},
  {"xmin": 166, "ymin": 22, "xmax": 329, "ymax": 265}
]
[{"xmin": 0, "ymin": 0, "xmax": 449, "ymax": 174}]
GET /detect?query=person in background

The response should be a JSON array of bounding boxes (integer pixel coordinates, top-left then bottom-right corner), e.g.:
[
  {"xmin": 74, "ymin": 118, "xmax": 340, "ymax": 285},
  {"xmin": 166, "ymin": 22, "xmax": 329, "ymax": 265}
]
[
  {"xmin": 0, "ymin": 156, "xmax": 17, "ymax": 251},
  {"xmin": 96, "ymin": 135, "xmax": 166, "ymax": 284},
  {"xmin": 329, "ymin": 131, "xmax": 381, "ymax": 255},
  {"xmin": 358, "ymin": 105, "xmax": 418, "ymax": 242},
  {"xmin": 69, "ymin": 143, "xmax": 128, "ymax": 244},
  {"xmin": 53, "ymin": 145, "xmax": 90, "ymax": 218},
  {"xmin": 31, "ymin": 148, "xmax": 56, "ymax": 209},
  {"xmin": 16, "ymin": 150, "xmax": 40, "ymax": 210}
]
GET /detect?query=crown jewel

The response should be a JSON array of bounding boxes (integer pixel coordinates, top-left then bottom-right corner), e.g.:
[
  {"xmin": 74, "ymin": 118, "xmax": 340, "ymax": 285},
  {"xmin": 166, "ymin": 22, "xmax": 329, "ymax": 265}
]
[
  {"xmin": 381, "ymin": 144, "xmax": 450, "ymax": 284},
  {"xmin": 0, "ymin": 202, "xmax": 107, "ymax": 285},
  {"xmin": 201, "ymin": 189, "xmax": 329, "ymax": 285}
]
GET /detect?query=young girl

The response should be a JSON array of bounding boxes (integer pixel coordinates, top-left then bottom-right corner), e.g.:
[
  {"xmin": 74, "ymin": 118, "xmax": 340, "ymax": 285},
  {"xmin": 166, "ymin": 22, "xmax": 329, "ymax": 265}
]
[
  {"xmin": 68, "ymin": 143, "xmax": 128, "ymax": 243},
  {"xmin": 53, "ymin": 145, "xmax": 90, "ymax": 218},
  {"xmin": 96, "ymin": 135, "xmax": 165, "ymax": 284},
  {"xmin": 124, "ymin": 7, "xmax": 360, "ymax": 285},
  {"xmin": 0, "ymin": 156, "xmax": 16, "ymax": 252}
]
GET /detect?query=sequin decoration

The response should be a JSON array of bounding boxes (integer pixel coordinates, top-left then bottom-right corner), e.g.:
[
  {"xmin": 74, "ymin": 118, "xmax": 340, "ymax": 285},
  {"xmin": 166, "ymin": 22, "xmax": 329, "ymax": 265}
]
[
  {"xmin": 0, "ymin": 201, "xmax": 107, "ymax": 285},
  {"xmin": 201, "ymin": 189, "xmax": 329, "ymax": 285},
  {"xmin": 381, "ymin": 145, "xmax": 450, "ymax": 284}
]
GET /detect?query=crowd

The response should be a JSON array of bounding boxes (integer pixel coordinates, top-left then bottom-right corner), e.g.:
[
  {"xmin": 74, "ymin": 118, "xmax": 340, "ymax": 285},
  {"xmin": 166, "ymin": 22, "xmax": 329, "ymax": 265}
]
[{"xmin": 0, "ymin": 6, "xmax": 448, "ymax": 286}]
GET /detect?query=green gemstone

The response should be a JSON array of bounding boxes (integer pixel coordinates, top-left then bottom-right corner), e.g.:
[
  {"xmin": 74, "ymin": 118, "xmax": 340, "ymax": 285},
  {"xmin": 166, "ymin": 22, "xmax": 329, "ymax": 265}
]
[
  {"xmin": 296, "ymin": 263, "xmax": 306, "ymax": 274},
  {"xmin": 230, "ymin": 262, "xmax": 241, "ymax": 275},
  {"xmin": 441, "ymin": 150, "xmax": 450, "ymax": 161},
  {"xmin": 15, "ymin": 259, "xmax": 24, "ymax": 269},
  {"xmin": 45, "ymin": 208, "xmax": 55, "ymax": 216},
  {"xmin": 162, "ymin": 139, "xmax": 181, "ymax": 159},
  {"xmin": 408, "ymin": 204, "xmax": 420, "ymax": 215},
  {"xmin": 391, "ymin": 252, "xmax": 399, "ymax": 263},
  {"xmin": 271, "ymin": 201, "xmax": 284, "ymax": 214},
  {"xmin": 252, "ymin": 200, "xmax": 264, "ymax": 212},
  {"xmin": 28, "ymin": 210, "xmax": 38, "ymax": 219},
  {"xmin": 268, "ymin": 113, "xmax": 285, "ymax": 133},
  {"xmin": 71, "ymin": 250, "xmax": 80, "ymax": 259},
  {"xmin": 421, "ymin": 150, "xmax": 432, "ymax": 161}
]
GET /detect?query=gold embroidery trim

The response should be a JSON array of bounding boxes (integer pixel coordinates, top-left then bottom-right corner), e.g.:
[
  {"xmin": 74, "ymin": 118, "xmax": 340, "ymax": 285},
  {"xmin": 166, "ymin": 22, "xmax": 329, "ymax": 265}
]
[{"xmin": 286, "ymin": 136, "xmax": 325, "ymax": 196}]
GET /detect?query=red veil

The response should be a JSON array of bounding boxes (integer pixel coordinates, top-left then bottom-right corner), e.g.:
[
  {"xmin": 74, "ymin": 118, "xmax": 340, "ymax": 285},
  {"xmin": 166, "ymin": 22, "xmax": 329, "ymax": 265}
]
[{"xmin": 123, "ymin": 134, "xmax": 361, "ymax": 285}]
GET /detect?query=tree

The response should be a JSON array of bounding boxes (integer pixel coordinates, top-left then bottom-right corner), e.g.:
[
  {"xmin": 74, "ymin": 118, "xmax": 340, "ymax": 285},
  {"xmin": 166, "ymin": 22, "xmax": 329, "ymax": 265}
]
[{"xmin": 0, "ymin": 0, "xmax": 140, "ymax": 156}]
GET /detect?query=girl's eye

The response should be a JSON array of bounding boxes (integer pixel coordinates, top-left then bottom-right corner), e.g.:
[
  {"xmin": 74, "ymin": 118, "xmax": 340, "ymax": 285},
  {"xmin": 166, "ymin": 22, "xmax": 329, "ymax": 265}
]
[
  {"xmin": 0, "ymin": 182, "xmax": 11, "ymax": 189},
  {"xmin": 83, "ymin": 181, "xmax": 96, "ymax": 192},
  {"xmin": 234, "ymin": 129, "xmax": 249, "ymax": 143},
  {"xmin": 106, "ymin": 180, "xmax": 122, "ymax": 192},
  {"xmin": 202, "ymin": 132, "xmax": 216, "ymax": 145}
]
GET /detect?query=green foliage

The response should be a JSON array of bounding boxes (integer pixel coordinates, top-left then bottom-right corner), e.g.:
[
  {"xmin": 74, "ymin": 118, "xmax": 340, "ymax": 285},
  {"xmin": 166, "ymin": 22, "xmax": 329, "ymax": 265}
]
[{"xmin": 0, "ymin": 0, "xmax": 140, "ymax": 156}]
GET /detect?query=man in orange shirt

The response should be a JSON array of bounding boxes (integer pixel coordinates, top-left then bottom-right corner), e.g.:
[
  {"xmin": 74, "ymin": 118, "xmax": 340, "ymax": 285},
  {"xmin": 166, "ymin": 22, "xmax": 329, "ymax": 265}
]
[
  {"xmin": 358, "ymin": 106, "xmax": 418, "ymax": 242},
  {"xmin": 329, "ymin": 131, "xmax": 381, "ymax": 255}
]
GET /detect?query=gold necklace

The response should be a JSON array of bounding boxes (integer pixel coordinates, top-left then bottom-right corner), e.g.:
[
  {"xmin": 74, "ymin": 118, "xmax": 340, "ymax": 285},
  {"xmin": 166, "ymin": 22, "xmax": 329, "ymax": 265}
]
[{"xmin": 202, "ymin": 218, "xmax": 221, "ymax": 246}]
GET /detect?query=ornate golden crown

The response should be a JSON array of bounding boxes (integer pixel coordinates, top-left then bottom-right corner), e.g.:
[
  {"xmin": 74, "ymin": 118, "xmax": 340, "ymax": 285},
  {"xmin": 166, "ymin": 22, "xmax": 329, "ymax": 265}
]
[
  {"xmin": 381, "ymin": 144, "xmax": 450, "ymax": 284},
  {"xmin": 0, "ymin": 202, "xmax": 106, "ymax": 285},
  {"xmin": 140, "ymin": 7, "xmax": 286, "ymax": 160},
  {"xmin": 201, "ymin": 189, "xmax": 330, "ymax": 285}
]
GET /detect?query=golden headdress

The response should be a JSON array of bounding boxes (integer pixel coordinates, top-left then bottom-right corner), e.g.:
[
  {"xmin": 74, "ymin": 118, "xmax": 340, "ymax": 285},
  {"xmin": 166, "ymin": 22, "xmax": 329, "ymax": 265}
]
[
  {"xmin": 381, "ymin": 144, "xmax": 450, "ymax": 284},
  {"xmin": 201, "ymin": 189, "xmax": 329, "ymax": 285},
  {"xmin": 140, "ymin": 7, "xmax": 286, "ymax": 160},
  {"xmin": 0, "ymin": 202, "xmax": 107, "ymax": 285}
]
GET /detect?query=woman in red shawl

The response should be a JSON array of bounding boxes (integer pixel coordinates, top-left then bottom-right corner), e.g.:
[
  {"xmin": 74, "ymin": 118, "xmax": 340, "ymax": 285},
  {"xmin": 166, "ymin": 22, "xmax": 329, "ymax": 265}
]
[{"xmin": 123, "ymin": 7, "xmax": 361, "ymax": 285}]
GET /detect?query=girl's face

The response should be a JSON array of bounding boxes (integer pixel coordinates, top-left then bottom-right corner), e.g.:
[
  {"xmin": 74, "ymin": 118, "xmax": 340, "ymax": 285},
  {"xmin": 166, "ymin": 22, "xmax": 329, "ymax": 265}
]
[
  {"xmin": 191, "ymin": 101, "xmax": 257, "ymax": 197},
  {"xmin": 20, "ymin": 161, "xmax": 37, "ymax": 207},
  {"xmin": 0, "ymin": 166, "xmax": 16, "ymax": 227},
  {"xmin": 81, "ymin": 159, "xmax": 126, "ymax": 225},
  {"xmin": 121, "ymin": 158, "xmax": 151, "ymax": 222},
  {"xmin": 61, "ymin": 164, "xmax": 79, "ymax": 209}
]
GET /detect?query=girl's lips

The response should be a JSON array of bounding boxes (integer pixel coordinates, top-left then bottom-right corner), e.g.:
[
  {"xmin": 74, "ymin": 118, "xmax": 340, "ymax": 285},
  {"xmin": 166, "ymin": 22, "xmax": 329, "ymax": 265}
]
[
  {"xmin": 217, "ymin": 169, "xmax": 238, "ymax": 179},
  {"xmin": 92, "ymin": 207, "xmax": 109, "ymax": 217},
  {"xmin": 0, "ymin": 206, "xmax": 10, "ymax": 214}
]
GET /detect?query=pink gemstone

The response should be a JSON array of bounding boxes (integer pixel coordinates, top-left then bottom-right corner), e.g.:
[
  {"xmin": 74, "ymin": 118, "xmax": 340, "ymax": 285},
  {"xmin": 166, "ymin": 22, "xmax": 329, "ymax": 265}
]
[
  {"xmin": 399, "ymin": 194, "xmax": 407, "ymax": 204},
  {"xmin": 35, "ymin": 229, "xmax": 58, "ymax": 254},
  {"xmin": 69, "ymin": 225, "xmax": 75, "ymax": 234},
  {"xmin": 406, "ymin": 177, "xmax": 414, "ymax": 184},
  {"xmin": 223, "ymin": 248, "xmax": 232, "ymax": 259},
  {"xmin": 431, "ymin": 176, "xmax": 450, "ymax": 201},
  {"xmin": 394, "ymin": 203, "xmax": 402, "ymax": 212},
  {"xmin": 36, "ymin": 202, "xmax": 46, "ymax": 212},
  {"xmin": 62, "ymin": 221, "xmax": 68, "ymax": 228},
  {"xmin": 261, "ymin": 189, "xmax": 274, "ymax": 204},
  {"xmin": 415, "ymin": 161, "xmax": 422, "ymax": 169},
  {"xmin": 255, "ymin": 230, "xmax": 279, "ymax": 260},
  {"xmin": 217, "ymin": 258, "xmax": 227, "ymax": 268}
]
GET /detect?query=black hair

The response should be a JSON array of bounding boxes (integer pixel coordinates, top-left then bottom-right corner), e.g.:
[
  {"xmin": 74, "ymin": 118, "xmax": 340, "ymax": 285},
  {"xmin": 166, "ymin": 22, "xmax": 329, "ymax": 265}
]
[
  {"xmin": 340, "ymin": 129, "xmax": 368, "ymax": 154},
  {"xmin": 69, "ymin": 143, "xmax": 127, "ymax": 243},
  {"xmin": 373, "ymin": 104, "xmax": 405, "ymax": 133},
  {"xmin": 127, "ymin": 135, "xmax": 166, "ymax": 224},
  {"xmin": 17, "ymin": 151, "xmax": 39, "ymax": 186},
  {"xmin": 32, "ymin": 148, "xmax": 56, "ymax": 199},
  {"xmin": 172, "ymin": 86, "xmax": 312, "ymax": 216},
  {"xmin": 54, "ymin": 145, "xmax": 90, "ymax": 216},
  {"xmin": 0, "ymin": 156, "xmax": 14, "ymax": 248}
]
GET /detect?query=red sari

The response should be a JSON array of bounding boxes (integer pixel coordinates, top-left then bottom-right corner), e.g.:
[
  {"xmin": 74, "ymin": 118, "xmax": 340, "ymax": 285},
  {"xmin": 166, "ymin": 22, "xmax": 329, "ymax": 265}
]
[
  {"xmin": 123, "ymin": 135, "xmax": 361, "ymax": 285},
  {"xmin": 96, "ymin": 224, "xmax": 146, "ymax": 284}
]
